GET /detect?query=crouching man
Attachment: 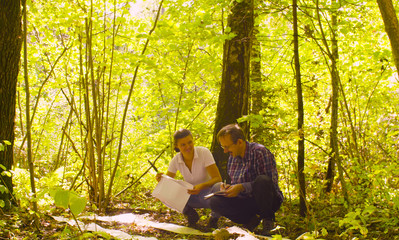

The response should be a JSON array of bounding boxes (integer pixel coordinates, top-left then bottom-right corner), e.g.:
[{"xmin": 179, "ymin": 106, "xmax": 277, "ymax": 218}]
[{"xmin": 209, "ymin": 124, "xmax": 284, "ymax": 236}]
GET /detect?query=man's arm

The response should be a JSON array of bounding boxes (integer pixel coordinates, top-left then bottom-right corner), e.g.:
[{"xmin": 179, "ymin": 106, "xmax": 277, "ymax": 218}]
[{"xmin": 240, "ymin": 147, "xmax": 274, "ymax": 194}]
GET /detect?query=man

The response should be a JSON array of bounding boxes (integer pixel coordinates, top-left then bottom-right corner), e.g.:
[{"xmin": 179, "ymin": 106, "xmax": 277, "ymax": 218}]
[{"xmin": 209, "ymin": 124, "xmax": 284, "ymax": 235}]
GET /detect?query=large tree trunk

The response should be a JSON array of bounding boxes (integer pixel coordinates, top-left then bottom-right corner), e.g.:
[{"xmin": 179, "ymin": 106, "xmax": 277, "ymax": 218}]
[
  {"xmin": 250, "ymin": 11, "xmax": 264, "ymax": 143},
  {"xmin": 293, "ymin": 0, "xmax": 307, "ymax": 217},
  {"xmin": 211, "ymin": 0, "xmax": 253, "ymax": 180},
  {"xmin": 0, "ymin": 0, "xmax": 22, "ymax": 208},
  {"xmin": 377, "ymin": 0, "xmax": 399, "ymax": 77}
]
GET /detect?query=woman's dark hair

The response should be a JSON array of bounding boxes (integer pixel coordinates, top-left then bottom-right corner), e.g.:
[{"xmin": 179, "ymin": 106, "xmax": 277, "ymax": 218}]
[
  {"xmin": 173, "ymin": 129, "xmax": 193, "ymax": 152},
  {"xmin": 217, "ymin": 124, "xmax": 246, "ymax": 143}
]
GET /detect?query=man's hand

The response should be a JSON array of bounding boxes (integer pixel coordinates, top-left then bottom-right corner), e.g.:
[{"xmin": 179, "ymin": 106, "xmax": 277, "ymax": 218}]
[{"xmin": 223, "ymin": 184, "xmax": 244, "ymax": 197}]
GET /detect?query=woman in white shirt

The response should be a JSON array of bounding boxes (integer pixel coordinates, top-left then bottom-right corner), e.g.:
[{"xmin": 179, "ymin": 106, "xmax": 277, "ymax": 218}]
[{"xmin": 156, "ymin": 129, "xmax": 222, "ymax": 228}]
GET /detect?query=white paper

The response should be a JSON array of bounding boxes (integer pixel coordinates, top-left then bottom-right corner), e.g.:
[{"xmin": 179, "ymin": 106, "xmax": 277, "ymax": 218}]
[
  {"xmin": 52, "ymin": 216, "xmax": 156, "ymax": 240},
  {"xmin": 55, "ymin": 213, "xmax": 288, "ymax": 239},
  {"xmin": 78, "ymin": 213, "xmax": 212, "ymax": 236},
  {"xmin": 204, "ymin": 190, "xmax": 226, "ymax": 199},
  {"xmin": 152, "ymin": 175, "xmax": 193, "ymax": 213}
]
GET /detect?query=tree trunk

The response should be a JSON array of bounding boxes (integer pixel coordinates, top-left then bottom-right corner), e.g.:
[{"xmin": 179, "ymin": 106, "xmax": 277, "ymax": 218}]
[
  {"xmin": 377, "ymin": 0, "xmax": 399, "ymax": 77},
  {"xmin": 325, "ymin": 7, "xmax": 339, "ymax": 194},
  {"xmin": 293, "ymin": 0, "xmax": 307, "ymax": 217},
  {"xmin": 250, "ymin": 10, "xmax": 264, "ymax": 143},
  {"xmin": 211, "ymin": 0, "xmax": 254, "ymax": 180},
  {"xmin": 326, "ymin": 0, "xmax": 349, "ymax": 203},
  {"xmin": 105, "ymin": 0, "xmax": 164, "ymax": 208},
  {"xmin": 22, "ymin": 0, "xmax": 38, "ymax": 214},
  {"xmin": 0, "ymin": 0, "xmax": 22, "ymax": 209}
]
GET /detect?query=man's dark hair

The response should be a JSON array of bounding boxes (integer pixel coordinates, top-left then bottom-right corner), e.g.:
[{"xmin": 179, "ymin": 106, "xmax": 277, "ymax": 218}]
[
  {"xmin": 173, "ymin": 129, "xmax": 193, "ymax": 152},
  {"xmin": 217, "ymin": 124, "xmax": 246, "ymax": 143}
]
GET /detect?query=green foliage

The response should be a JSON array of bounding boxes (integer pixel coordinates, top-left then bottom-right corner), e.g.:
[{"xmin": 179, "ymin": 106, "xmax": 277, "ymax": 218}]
[
  {"xmin": 0, "ymin": 141, "xmax": 12, "ymax": 209},
  {"xmin": 51, "ymin": 188, "xmax": 87, "ymax": 216},
  {"xmin": 6, "ymin": 0, "xmax": 399, "ymax": 238},
  {"xmin": 60, "ymin": 226, "xmax": 73, "ymax": 239},
  {"xmin": 0, "ymin": 168, "xmax": 11, "ymax": 178},
  {"xmin": 0, "ymin": 183, "xmax": 7, "ymax": 194},
  {"xmin": 54, "ymin": 225, "xmax": 100, "ymax": 240},
  {"xmin": 339, "ymin": 206, "xmax": 373, "ymax": 237},
  {"xmin": 0, "ymin": 219, "xmax": 5, "ymax": 229},
  {"xmin": 0, "ymin": 140, "xmax": 11, "ymax": 152},
  {"xmin": 237, "ymin": 114, "xmax": 264, "ymax": 129},
  {"xmin": 12, "ymin": 168, "xmax": 30, "ymax": 208}
]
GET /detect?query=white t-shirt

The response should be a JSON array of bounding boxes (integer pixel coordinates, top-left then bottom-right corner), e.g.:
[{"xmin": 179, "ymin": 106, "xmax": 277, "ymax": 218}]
[{"xmin": 168, "ymin": 146, "xmax": 216, "ymax": 186}]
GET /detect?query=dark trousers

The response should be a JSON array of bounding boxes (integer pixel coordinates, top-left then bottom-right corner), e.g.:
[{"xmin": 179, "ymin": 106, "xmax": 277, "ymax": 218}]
[{"xmin": 209, "ymin": 175, "xmax": 282, "ymax": 224}]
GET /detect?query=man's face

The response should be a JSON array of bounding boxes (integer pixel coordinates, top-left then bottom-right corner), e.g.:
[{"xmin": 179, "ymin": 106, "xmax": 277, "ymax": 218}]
[{"xmin": 219, "ymin": 135, "xmax": 241, "ymax": 158}]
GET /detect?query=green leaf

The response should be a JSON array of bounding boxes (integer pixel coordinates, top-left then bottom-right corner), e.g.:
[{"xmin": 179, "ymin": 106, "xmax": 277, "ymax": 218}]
[
  {"xmin": 340, "ymin": 28, "xmax": 349, "ymax": 35},
  {"xmin": 0, "ymin": 185, "xmax": 8, "ymax": 194},
  {"xmin": 62, "ymin": 225, "xmax": 71, "ymax": 235},
  {"xmin": 136, "ymin": 33, "xmax": 150, "ymax": 39},
  {"xmin": 321, "ymin": 228, "xmax": 328, "ymax": 236},
  {"xmin": 3, "ymin": 140, "xmax": 11, "ymax": 145},
  {"xmin": 0, "ymin": 200, "xmax": 4, "ymax": 208},
  {"xmin": 1, "ymin": 171, "xmax": 11, "ymax": 177},
  {"xmin": 69, "ymin": 195, "xmax": 87, "ymax": 216},
  {"xmin": 54, "ymin": 189, "xmax": 70, "ymax": 209}
]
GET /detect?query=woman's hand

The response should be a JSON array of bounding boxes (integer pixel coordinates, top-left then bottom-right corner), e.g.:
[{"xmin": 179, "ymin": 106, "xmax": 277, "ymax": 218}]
[
  {"xmin": 187, "ymin": 183, "xmax": 206, "ymax": 195},
  {"xmin": 155, "ymin": 172, "xmax": 163, "ymax": 182}
]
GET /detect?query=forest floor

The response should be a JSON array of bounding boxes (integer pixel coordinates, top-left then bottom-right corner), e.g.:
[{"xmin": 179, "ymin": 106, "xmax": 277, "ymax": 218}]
[{"xmin": 1, "ymin": 190, "xmax": 398, "ymax": 240}]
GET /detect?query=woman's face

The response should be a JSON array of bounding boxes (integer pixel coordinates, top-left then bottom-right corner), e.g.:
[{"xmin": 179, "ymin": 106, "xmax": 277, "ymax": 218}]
[{"xmin": 176, "ymin": 135, "xmax": 194, "ymax": 156}]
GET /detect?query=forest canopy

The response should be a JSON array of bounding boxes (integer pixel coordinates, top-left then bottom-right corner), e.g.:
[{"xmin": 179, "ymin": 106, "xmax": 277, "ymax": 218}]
[{"xmin": 1, "ymin": 0, "xmax": 399, "ymax": 239}]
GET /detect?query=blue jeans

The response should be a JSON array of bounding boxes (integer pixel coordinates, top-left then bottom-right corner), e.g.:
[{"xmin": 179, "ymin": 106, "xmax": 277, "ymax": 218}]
[
  {"xmin": 186, "ymin": 188, "xmax": 211, "ymax": 209},
  {"xmin": 209, "ymin": 175, "xmax": 282, "ymax": 224},
  {"xmin": 184, "ymin": 187, "xmax": 220, "ymax": 218}
]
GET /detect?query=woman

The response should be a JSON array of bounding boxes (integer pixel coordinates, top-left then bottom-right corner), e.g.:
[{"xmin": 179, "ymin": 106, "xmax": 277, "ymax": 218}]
[{"xmin": 156, "ymin": 129, "xmax": 222, "ymax": 228}]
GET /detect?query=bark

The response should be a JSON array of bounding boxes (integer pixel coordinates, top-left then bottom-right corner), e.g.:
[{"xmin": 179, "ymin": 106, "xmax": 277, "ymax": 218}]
[
  {"xmin": 325, "ymin": 14, "xmax": 339, "ymax": 193},
  {"xmin": 0, "ymin": 0, "xmax": 22, "ymax": 208},
  {"xmin": 250, "ymin": 15, "xmax": 264, "ymax": 143},
  {"xmin": 293, "ymin": 0, "xmax": 307, "ymax": 217},
  {"xmin": 211, "ymin": 0, "xmax": 254, "ymax": 180},
  {"xmin": 106, "ymin": 0, "xmax": 164, "ymax": 208},
  {"xmin": 327, "ymin": 0, "xmax": 349, "ymax": 203},
  {"xmin": 312, "ymin": 0, "xmax": 348, "ymax": 203},
  {"xmin": 23, "ymin": 0, "xmax": 38, "ymax": 214},
  {"xmin": 377, "ymin": 0, "xmax": 399, "ymax": 77}
]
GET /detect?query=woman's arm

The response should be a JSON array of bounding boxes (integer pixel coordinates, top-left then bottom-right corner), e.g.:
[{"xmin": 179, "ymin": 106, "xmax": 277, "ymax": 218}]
[
  {"xmin": 156, "ymin": 171, "xmax": 176, "ymax": 182},
  {"xmin": 187, "ymin": 164, "xmax": 222, "ymax": 194},
  {"xmin": 204, "ymin": 164, "xmax": 223, "ymax": 187}
]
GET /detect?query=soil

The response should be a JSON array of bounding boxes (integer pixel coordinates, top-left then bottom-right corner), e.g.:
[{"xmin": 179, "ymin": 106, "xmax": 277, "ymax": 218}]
[
  {"xmin": 1, "ymin": 193, "xmax": 397, "ymax": 239},
  {"xmin": 0, "ymin": 200, "xmax": 271, "ymax": 240}
]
